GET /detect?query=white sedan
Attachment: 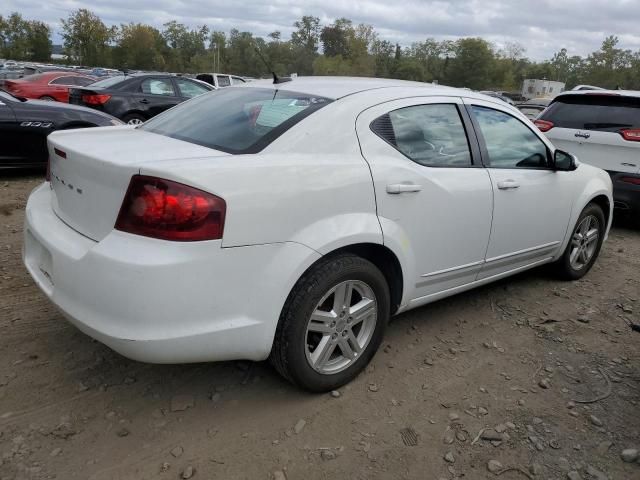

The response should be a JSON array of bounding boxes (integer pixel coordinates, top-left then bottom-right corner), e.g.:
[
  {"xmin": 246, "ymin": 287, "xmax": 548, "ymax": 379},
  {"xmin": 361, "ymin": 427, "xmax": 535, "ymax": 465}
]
[{"xmin": 24, "ymin": 77, "xmax": 613, "ymax": 391}]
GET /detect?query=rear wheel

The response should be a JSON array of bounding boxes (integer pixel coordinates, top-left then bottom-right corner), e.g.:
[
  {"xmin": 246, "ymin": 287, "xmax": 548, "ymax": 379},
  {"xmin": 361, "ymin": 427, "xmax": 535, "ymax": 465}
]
[
  {"xmin": 555, "ymin": 203, "xmax": 605, "ymax": 280},
  {"xmin": 270, "ymin": 254, "xmax": 390, "ymax": 392},
  {"xmin": 122, "ymin": 113, "xmax": 146, "ymax": 125},
  {"xmin": 39, "ymin": 96, "xmax": 55, "ymax": 101}
]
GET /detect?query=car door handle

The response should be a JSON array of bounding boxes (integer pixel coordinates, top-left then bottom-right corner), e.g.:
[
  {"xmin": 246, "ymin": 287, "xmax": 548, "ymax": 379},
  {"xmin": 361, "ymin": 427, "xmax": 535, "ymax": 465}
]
[
  {"xmin": 139, "ymin": 99, "xmax": 150, "ymax": 104},
  {"xmin": 497, "ymin": 180, "xmax": 520, "ymax": 190},
  {"xmin": 386, "ymin": 183, "xmax": 422, "ymax": 194}
]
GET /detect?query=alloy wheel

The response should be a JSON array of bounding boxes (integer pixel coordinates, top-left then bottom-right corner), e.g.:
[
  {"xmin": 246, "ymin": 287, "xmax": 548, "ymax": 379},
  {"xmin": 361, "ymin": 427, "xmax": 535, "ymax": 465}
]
[
  {"xmin": 569, "ymin": 214, "xmax": 599, "ymax": 270},
  {"xmin": 305, "ymin": 280, "xmax": 378, "ymax": 374},
  {"xmin": 127, "ymin": 118, "xmax": 144, "ymax": 125}
]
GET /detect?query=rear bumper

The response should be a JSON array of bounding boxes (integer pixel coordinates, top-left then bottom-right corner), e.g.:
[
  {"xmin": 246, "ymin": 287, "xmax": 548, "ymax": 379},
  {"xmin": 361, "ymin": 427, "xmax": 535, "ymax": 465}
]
[
  {"xmin": 608, "ymin": 171, "xmax": 640, "ymax": 214},
  {"xmin": 23, "ymin": 183, "xmax": 321, "ymax": 363}
]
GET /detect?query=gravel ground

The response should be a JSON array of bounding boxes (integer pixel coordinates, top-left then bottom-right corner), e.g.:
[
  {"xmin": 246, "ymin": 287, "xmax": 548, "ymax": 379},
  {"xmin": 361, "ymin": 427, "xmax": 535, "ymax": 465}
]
[{"xmin": 1, "ymin": 173, "xmax": 639, "ymax": 480}]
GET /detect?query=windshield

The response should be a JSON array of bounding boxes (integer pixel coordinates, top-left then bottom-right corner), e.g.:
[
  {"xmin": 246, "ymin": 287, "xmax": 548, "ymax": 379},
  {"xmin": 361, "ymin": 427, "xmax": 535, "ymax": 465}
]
[
  {"xmin": 89, "ymin": 75, "xmax": 127, "ymax": 88},
  {"xmin": 141, "ymin": 87, "xmax": 332, "ymax": 154},
  {"xmin": 0, "ymin": 90, "xmax": 25, "ymax": 102}
]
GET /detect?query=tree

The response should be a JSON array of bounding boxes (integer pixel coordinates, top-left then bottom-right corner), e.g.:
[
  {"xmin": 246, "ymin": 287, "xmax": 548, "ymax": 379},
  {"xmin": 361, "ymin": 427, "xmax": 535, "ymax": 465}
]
[
  {"xmin": 61, "ymin": 9, "xmax": 115, "ymax": 65},
  {"xmin": 26, "ymin": 21, "xmax": 52, "ymax": 61},
  {"xmin": 113, "ymin": 24, "xmax": 166, "ymax": 71},
  {"xmin": 320, "ymin": 18, "xmax": 352, "ymax": 57},
  {"xmin": 446, "ymin": 38, "xmax": 495, "ymax": 89}
]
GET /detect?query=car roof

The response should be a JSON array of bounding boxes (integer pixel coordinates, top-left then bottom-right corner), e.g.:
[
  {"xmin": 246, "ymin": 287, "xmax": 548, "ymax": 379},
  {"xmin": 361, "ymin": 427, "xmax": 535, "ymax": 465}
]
[
  {"xmin": 238, "ymin": 76, "xmax": 474, "ymax": 100},
  {"xmin": 554, "ymin": 89, "xmax": 640, "ymax": 100}
]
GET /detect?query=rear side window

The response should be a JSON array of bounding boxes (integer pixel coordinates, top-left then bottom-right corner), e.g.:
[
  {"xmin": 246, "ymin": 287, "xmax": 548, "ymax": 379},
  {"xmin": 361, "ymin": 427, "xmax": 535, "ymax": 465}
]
[
  {"xmin": 141, "ymin": 78, "xmax": 175, "ymax": 96},
  {"xmin": 141, "ymin": 87, "xmax": 331, "ymax": 154},
  {"xmin": 541, "ymin": 95, "xmax": 640, "ymax": 132},
  {"xmin": 216, "ymin": 75, "xmax": 231, "ymax": 87},
  {"xmin": 371, "ymin": 104, "xmax": 472, "ymax": 167}
]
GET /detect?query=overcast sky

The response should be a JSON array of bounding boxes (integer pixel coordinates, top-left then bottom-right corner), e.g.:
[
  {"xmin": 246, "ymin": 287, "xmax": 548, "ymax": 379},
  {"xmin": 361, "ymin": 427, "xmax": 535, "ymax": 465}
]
[{"xmin": 5, "ymin": 0, "xmax": 640, "ymax": 60}]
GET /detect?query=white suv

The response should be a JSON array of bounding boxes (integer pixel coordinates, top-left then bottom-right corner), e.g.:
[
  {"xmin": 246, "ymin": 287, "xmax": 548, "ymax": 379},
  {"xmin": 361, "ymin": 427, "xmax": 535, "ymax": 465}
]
[
  {"xmin": 23, "ymin": 78, "xmax": 613, "ymax": 391},
  {"xmin": 535, "ymin": 91, "xmax": 640, "ymax": 217}
]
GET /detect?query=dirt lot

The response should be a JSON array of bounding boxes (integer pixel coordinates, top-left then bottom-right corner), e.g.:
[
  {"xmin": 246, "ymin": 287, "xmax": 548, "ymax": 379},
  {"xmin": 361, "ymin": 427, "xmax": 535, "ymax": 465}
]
[{"xmin": 1, "ymin": 173, "xmax": 639, "ymax": 480}]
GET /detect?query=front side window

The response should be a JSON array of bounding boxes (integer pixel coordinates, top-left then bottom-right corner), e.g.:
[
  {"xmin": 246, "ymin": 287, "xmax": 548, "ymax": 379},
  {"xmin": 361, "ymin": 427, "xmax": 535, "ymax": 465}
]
[
  {"xmin": 175, "ymin": 79, "xmax": 210, "ymax": 98},
  {"xmin": 141, "ymin": 87, "xmax": 331, "ymax": 154},
  {"xmin": 371, "ymin": 104, "xmax": 472, "ymax": 167},
  {"xmin": 140, "ymin": 78, "xmax": 175, "ymax": 96},
  {"xmin": 471, "ymin": 106, "xmax": 549, "ymax": 168}
]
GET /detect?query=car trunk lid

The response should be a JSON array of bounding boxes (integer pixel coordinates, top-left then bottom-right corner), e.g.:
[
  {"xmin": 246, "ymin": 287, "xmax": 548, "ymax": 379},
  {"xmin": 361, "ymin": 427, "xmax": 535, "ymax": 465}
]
[{"xmin": 48, "ymin": 126, "xmax": 229, "ymax": 241}]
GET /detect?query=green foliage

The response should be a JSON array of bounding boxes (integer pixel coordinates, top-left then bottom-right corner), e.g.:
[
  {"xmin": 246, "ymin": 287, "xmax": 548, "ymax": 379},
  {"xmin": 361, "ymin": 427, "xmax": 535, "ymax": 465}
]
[
  {"xmin": 60, "ymin": 9, "xmax": 115, "ymax": 65},
  {"xmin": 4, "ymin": 9, "xmax": 640, "ymax": 92},
  {"xmin": 0, "ymin": 13, "xmax": 52, "ymax": 61}
]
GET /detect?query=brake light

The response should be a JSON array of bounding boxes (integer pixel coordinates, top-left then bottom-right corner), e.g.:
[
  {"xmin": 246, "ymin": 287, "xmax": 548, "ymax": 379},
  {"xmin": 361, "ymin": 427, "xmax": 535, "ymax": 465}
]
[
  {"xmin": 534, "ymin": 119, "xmax": 554, "ymax": 132},
  {"xmin": 81, "ymin": 94, "xmax": 111, "ymax": 105},
  {"xmin": 620, "ymin": 129, "xmax": 640, "ymax": 142},
  {"xmin": 115, "ymin": 175, "xmax": 226, "ymax": 241},
  {"xmin": 619, "ymin": 176, "xmax": 640, "ymax": 185}
]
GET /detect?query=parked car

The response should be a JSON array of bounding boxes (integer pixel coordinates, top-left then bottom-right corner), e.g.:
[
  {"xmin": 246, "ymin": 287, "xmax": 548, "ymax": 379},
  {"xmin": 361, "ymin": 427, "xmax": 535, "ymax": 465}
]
[
  {"xmin": 68, "ymin": 74, "xmax": 215, "ymax": 124},
  {"xmin": 534, "ymin": 90, "xmax": 640, "ymax": 218},
  {"xmin": 479, "ymin": 91, "xmax": 515, "ymax": 105},
  {"xmin": 3, "ymin": 72, "xmax": 96, "ymax": 102},
  {"xmin": 195, "ymin": 73, "xmax": 247, "ymax": 88},
  {"xmin": 0, "ymin": 90, "xmax": 121, "ymax": 169},
  {"xmin": 516, "ymin": 97, "xmax": 552, "ymax": 120},
  {"xmin": 571, "ymin": 85, "xmax": 605, "ymax": 91},
  {"xmin": 24, "ymin": 77, "xmax": 612, "ymax": 391}
]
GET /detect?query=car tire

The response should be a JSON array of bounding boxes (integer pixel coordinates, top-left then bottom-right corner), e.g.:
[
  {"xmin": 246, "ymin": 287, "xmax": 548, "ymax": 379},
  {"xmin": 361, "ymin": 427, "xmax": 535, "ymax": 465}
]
[
  {"xmin": 555, "ymin": 203, "xmax": 605, "ymax": 280},
  {"xmin": 270, "ymin": 254, "xmax": 390, "ymax": 392},
  {"xmin": 39, "ymin": 96, "xmax": 56, "ymax": 101},
  {"xmin": 122, "ymin": 113, "xmax": 146, "ymax": 125}
]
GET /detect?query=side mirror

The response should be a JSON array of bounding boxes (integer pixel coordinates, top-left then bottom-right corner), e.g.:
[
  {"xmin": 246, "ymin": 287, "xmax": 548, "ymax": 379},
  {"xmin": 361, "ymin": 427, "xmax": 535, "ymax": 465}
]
[{"xmin": 553, "ymin": 150, "xmax": 578, "ymax": 171}]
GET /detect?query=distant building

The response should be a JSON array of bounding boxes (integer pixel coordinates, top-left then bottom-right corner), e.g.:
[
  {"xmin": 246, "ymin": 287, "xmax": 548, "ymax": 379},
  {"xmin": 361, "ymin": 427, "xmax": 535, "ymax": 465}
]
[
  {"xmin": 51, "ymin": 44, "xmax": 67, "ymax": 61},
  {"xmin": 521, "ymin": 79, "xmax": 565, "ymax": 100}
]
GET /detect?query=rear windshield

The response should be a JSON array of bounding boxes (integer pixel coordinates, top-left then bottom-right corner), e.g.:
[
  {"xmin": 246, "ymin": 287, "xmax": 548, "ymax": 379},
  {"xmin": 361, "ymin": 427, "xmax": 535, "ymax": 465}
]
[
  {"xmin": 90, "ymin": 75, "xmax": 127, "ymax": 88},
  {"xmin": 540, "ymin": 95, "xmax": 640, "ymax": 132},
  {"xmin": 141, "ymin": 87, "xmax": 332, "ymax": 154}
]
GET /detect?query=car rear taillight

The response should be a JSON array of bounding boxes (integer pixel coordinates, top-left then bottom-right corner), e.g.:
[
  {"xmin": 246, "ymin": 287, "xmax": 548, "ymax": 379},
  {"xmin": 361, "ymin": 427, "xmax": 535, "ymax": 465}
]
[
  {"xmin": 533, "ymin": 119, "xmax": 554, "ymax": 132},
  {"xmin": 620, "ymin": 129, "xmax": 640, "ymax": 142},
  {"xmin": 115, "ymin": 175, "xmax": 226, "ymax": 241},
  {"xmin": 81, "ymin": 94, "xmax": 111, "ymax": 105},
  {"xmin": 619, "ymin": 176, "xmax": 640, "ymax": 186}
]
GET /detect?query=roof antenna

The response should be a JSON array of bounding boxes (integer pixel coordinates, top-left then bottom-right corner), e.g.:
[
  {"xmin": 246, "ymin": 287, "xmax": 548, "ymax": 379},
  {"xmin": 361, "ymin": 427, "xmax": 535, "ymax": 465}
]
[{"xmin": 254, "ymin": 45, "xmax": 292, "ymax": 84}]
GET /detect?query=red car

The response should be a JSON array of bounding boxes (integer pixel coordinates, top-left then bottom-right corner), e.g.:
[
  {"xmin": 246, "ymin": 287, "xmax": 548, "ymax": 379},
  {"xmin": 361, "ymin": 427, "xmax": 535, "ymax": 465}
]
[{"xmin": 3, "ymin": 72, "xmax": 96, "ymax": 102}]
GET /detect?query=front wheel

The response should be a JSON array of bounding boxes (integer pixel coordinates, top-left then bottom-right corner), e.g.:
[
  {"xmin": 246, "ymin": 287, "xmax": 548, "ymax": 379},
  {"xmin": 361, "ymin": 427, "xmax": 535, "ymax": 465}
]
[
  {"xmin": 555, "ymin": 203, "xmax": 605, "ymax": 280},
  {"xmin": 122, "ymin": 113, "xmax": 146, "ymax": 125},
  {"xmin": 270, "ymin": 254, "xmax": 390, "ymax": 392}
]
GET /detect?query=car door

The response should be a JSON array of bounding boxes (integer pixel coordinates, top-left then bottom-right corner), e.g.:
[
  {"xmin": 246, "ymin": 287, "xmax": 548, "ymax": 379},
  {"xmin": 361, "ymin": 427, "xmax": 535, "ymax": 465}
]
[
  {"xmin": 356, "ymin": 97, "xmax": 493, "ymax": 301},
  {"xmin": 464, "ymin": 99, "xmax": 575, "ymax": 280},
  {"xmin": 137, "ymin": 77, "xmax": 181, "ymax": 118}
]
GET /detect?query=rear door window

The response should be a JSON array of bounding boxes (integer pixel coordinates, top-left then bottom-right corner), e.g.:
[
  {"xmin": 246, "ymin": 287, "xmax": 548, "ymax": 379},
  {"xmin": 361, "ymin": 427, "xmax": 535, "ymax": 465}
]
[
  {"xmin": 141, "ymin": 87, "xmax": 331, "ymax": 154},
  {"xmin": 371, "ymin": 104, "xmax": 472, "ymax": 167},
  {"xmin": 540, "ymin": 95, "xmax": 640, "ymax": 132},
  {"xmin": 140, "ymin": 78, "xmax": 175, "ymax": 96}
]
